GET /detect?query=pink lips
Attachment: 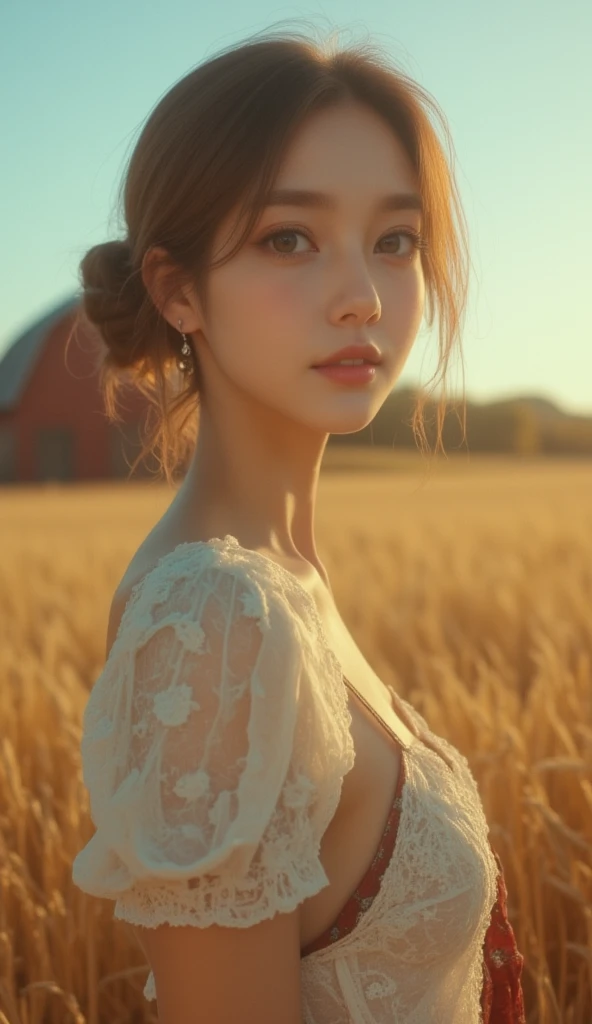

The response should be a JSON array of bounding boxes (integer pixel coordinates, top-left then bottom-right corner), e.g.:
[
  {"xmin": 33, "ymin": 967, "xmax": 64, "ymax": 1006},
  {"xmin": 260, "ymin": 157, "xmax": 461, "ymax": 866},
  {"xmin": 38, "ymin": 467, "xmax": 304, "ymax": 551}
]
[
  {"xmin": 313, "ymin": 363, "xmax": 377, "ymax": 385},
  {"xmin": 313, "ymin": 343, "xmax": 382, "ymax": 367}
]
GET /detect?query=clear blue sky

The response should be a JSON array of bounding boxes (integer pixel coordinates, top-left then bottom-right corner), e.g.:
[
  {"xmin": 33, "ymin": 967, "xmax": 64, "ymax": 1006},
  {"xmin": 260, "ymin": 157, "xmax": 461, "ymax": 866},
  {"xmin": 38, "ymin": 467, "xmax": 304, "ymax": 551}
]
[{"xmin": 2, "ymin": 0, "xmax": 591, "ymax": 415}]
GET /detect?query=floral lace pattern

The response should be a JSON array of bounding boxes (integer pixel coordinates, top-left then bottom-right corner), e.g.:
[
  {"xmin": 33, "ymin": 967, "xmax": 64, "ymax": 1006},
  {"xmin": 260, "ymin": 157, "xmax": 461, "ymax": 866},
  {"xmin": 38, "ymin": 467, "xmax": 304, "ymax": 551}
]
[{"xmin": 72, "ymin": 536, "xmax": 524, "ymax": 1022}]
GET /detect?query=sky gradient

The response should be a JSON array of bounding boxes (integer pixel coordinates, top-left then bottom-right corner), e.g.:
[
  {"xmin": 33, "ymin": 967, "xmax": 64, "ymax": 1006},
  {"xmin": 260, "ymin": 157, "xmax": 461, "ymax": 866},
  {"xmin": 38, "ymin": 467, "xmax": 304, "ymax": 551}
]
[{"xmin": 2, "ymin": 0, "xmax": 591, "ymax": 415}]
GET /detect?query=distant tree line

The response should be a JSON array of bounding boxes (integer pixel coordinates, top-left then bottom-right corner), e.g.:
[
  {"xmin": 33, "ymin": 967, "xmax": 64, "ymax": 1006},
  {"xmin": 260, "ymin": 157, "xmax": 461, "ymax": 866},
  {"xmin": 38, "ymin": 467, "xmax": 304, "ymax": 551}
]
[{"xmin": 328, "ymin": 387, "xmax": 592, "ymax": 456}]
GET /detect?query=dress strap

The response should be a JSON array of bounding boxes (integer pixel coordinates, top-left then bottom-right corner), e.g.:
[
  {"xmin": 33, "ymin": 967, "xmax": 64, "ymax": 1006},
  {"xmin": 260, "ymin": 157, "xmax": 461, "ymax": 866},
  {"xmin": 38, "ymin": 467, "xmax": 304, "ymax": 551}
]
[
  {"xmin": 342, "ymin": 675, "xmax": 413, "ymax": 751},
  {"xmin": 343, "ymin": 676, "xmax": 457, "ymax": 774}
]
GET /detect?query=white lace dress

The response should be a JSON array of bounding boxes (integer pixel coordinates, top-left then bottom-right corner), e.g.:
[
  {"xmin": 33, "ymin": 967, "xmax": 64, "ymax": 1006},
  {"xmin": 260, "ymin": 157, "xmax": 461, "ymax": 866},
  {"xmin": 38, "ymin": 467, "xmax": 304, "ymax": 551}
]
[{"xmin": 72, "ymin": 535, "xmax": 499, "ymax": 1023}]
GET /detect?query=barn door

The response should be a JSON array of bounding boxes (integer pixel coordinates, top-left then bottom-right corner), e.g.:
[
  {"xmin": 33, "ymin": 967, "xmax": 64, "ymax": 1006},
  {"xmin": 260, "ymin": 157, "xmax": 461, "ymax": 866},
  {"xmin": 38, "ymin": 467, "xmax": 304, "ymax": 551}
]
[{"xmin": 36, "ymin": 426, "xmax": 74, "ymax": 481}]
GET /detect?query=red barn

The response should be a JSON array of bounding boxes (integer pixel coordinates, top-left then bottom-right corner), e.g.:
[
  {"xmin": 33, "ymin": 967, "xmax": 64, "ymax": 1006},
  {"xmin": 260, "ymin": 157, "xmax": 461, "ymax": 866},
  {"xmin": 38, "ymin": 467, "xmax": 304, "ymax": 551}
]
[{"xmin": 0, "ymin": 295, "xmax": 153, "ymax": 483}]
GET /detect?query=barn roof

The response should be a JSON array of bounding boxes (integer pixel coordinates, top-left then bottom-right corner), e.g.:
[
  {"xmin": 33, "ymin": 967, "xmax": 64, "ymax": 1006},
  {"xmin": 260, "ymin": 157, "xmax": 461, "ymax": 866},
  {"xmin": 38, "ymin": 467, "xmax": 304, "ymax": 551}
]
[{"xmin": 0, "ymin": 294, "xmax": 81, "ymax": 413}]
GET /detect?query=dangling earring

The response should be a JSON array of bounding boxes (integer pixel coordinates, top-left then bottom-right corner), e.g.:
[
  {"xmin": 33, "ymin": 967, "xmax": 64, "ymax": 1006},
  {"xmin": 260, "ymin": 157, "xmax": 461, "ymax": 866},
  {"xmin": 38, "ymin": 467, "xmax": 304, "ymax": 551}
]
[{"xmin": 177, "ymin": 318, "xmax": 194, "ymax": 375}]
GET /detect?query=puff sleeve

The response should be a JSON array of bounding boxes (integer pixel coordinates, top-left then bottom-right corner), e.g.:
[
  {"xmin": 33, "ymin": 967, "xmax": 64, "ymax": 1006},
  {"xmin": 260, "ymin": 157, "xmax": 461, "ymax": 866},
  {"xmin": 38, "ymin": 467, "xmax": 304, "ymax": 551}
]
[{"xmin": 72, "ymin": 546, "xmax": 349, "ymax": 978}]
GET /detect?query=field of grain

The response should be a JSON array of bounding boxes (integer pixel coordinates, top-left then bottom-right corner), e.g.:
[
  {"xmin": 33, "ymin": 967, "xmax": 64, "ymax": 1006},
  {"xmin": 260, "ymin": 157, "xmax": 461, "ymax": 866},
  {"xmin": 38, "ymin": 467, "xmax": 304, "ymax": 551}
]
[{"xmin": 1, "ymin": 453, "xmax": 591, "ymax": 1023}]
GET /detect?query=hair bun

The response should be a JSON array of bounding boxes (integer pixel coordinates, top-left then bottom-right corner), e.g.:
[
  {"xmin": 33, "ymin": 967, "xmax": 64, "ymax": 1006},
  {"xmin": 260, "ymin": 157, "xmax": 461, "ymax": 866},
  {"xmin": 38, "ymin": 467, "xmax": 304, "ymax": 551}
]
[{"xmin": 79, "ymin": 238, "xmax": 147, "ymax": 369}]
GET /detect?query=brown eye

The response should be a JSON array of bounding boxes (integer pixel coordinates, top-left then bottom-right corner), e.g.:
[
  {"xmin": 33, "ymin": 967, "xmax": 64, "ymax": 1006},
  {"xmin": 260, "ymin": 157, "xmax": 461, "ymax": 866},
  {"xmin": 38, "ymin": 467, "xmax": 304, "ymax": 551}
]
[
  {"xmin": 259, "ymin": 228, "xmax": 312, "ymax": 258},
  {"xmin": 378, "ymin": 231, "xmax": 425, "ymax": 258}
]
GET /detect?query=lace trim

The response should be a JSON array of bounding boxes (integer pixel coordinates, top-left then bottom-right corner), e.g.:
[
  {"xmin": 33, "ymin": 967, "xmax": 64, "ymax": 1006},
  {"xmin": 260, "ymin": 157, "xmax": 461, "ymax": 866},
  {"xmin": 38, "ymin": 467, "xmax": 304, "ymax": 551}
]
[{"xmin": 115, "ymin": 854, "xmax": 329, "ymax": 930}]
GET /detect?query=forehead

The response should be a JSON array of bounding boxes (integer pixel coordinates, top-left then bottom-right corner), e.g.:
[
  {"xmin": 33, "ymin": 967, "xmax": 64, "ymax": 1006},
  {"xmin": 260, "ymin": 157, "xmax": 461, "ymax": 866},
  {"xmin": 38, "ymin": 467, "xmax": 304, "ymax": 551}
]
[{"xmin": 272, "ymin": 101, "xmax": 419, "ymax": 194}]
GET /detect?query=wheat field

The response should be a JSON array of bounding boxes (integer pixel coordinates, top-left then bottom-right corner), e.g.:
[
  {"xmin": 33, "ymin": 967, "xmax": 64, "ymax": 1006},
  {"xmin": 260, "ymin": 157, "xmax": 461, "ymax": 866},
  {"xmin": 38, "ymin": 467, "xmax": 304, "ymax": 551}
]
[{"xmin": 1, "ymin": 453, "xmax": 591, "ymax": 1023}]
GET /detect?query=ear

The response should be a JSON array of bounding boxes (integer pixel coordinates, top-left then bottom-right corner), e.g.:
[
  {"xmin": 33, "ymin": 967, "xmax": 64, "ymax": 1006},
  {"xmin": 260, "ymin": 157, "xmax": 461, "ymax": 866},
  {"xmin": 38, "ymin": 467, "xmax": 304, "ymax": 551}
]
[{"xmin": 141, "ymin": 245, "xmax": 202, "ymax": 334}]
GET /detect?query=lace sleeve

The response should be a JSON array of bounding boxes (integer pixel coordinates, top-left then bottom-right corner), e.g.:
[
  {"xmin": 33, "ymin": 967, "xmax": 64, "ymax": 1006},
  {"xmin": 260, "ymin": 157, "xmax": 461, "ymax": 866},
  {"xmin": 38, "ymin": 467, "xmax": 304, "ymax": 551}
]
[{"xmin": 72, "ymin": 549, "xmax": 338, "ymax": 945}]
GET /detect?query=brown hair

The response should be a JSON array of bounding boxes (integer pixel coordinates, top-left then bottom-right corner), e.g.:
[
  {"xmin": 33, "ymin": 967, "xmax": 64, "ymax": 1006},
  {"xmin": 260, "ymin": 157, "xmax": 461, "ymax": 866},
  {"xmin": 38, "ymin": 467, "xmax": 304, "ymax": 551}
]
[{"xmin": 74, "ymin": 21, "xmax": 470, "ymax": 486}]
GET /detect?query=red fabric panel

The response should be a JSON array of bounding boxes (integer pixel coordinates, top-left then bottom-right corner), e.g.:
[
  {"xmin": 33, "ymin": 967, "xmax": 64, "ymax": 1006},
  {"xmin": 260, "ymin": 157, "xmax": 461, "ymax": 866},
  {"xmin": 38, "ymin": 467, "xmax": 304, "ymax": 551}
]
[{"xmin": 480, "ymin": 845, "xmax": 526, "ymax": 1023}]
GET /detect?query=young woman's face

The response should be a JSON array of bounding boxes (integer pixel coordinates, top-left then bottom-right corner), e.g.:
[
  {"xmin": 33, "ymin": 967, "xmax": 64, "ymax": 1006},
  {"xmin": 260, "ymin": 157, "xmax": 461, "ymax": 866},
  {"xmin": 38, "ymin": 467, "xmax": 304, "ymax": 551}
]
[{"xmin": 193, "ymin": 100, "xmax": 425, "ymax": 434}]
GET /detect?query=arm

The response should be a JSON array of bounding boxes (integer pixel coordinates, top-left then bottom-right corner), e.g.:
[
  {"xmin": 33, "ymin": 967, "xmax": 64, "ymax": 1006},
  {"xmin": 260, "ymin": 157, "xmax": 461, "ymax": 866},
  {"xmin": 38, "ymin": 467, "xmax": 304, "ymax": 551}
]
[
  {"xmin": 135, "ymin": 909, "xmax": 303, "ymax": 1024},
  {"xmin": 107, "ymin": 592, "xmax": 304, "ymax": 1021},
  {"xmin": 76, "ymin": 555, "xmax": 331, "ymax": 1020}
]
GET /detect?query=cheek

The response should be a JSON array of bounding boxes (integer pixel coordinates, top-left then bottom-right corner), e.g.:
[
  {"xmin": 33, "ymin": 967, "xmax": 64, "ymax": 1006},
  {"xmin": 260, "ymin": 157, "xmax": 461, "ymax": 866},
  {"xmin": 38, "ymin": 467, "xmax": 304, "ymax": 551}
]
[
  {"xmin": 210, "ymin": 268, "xmax": 309, "ymax": 376},
  {"xmin": 409, "ymin": 271, "xmax": 425, "ymax": 334},
  {"xmin": 204, "ymin": 270, "xmax": 305, "ymax": 389},
  {"xmin": 213, "ymin": 265, "xmax": 306, "ymax": 333},
  {"xmin": 388, "ymin": 267, "xmax": 425, "ymax": 340},
  {"xmin": 244, "ymin": 271, "xmax": 305, "ymax": 327}
]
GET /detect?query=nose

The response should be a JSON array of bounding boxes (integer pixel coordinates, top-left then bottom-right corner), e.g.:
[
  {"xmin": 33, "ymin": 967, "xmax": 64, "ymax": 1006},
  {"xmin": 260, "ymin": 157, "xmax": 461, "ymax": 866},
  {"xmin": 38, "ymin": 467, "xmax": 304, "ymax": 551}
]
[{"xmin": 329, "ymin": 259, "xmax": 382, "ymax": 325}]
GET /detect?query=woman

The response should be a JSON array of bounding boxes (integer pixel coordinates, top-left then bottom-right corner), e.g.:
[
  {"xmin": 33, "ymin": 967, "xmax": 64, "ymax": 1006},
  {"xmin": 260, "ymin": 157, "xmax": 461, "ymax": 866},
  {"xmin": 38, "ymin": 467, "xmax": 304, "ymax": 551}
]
[{"xmin": 72, "ymin": 22, "xmax": 525, "ymax": 1023}]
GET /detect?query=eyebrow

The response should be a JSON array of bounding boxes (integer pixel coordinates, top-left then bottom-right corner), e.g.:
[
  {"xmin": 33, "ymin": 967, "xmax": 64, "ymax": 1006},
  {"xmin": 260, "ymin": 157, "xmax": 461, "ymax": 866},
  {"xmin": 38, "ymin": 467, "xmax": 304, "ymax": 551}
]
[{"xmin": 262, "ymin": 188, "xmax": 424, "ymax": 215}]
